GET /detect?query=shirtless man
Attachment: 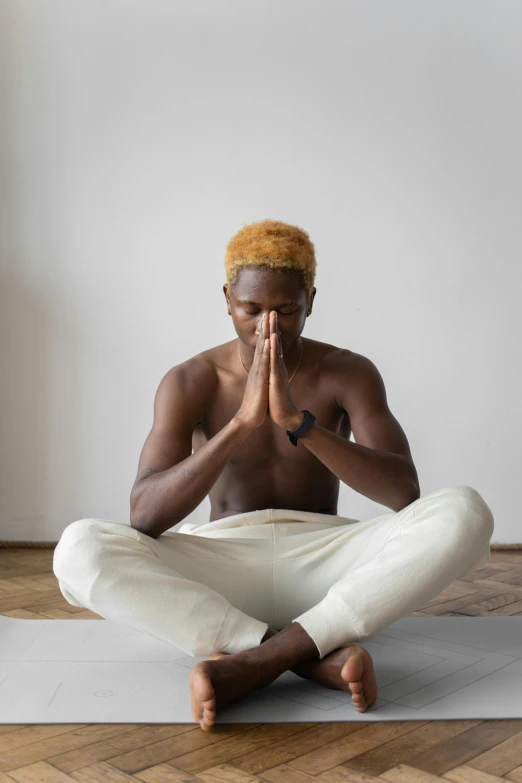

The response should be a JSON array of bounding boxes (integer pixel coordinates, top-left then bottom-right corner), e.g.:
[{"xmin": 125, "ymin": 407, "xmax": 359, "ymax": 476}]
[{"xmin": 129, "ymin": 220, "xmax": 422, "ymax": 730}]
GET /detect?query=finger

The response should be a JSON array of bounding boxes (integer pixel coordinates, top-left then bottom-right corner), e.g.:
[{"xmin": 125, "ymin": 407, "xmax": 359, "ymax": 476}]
[
  {"xmin": 254, "ymin": 314, "xmax": 266, "ymax": 362},
  {"xmin": 270, "ymin": 332, "xmax": 279, "ymax": 373},
  {"xmin": 273, "ymin": 314, "xmax": 283, "ymax": 360},
  {"xmin": 263, "ymin": 317, "xmax": 270, "ymax": 364},
  {"xmin": 270, "ymin": 331, "xmax": 281, "ymax": 361},
  {"xmin": 269, "ymin": 310, "xmax": 276, "ymax": 340},
  {"xmin": 277, "ymin": 333, "xmax": 288, "ymax": 378},
  {"xmin": 261, "ymin": 338, "xmax": 270, "ymax": 373},
  {"xmin": 267, "ymin": 317, "xmax": 273, "ymax": 362}
]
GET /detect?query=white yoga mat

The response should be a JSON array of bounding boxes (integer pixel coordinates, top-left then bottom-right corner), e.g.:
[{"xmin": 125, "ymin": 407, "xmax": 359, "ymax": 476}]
[{"xmin": 1, "ymin": 616, "xmax": 521, "ymax": 724}]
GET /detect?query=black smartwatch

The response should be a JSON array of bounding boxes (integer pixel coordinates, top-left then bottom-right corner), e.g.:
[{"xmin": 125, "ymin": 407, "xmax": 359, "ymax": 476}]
[{"xmin": 287, "ymin": 410, "xmax": 316, "ymax": 446}]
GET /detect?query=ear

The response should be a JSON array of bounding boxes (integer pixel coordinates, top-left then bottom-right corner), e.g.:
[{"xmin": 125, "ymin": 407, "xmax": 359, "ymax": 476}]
[
  {"xmin": 223, "ymin": 284, "xmax": 231, "ymax": 314},
  {"xmin": 307, "ymin": 287, "xmax": 316, "ymax": 316}
]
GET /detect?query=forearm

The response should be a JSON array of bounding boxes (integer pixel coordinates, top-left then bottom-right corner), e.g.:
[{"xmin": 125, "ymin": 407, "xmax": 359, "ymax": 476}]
[
  {"xmin": 131, "ymin": 418, "xmax": 251, "ymax": 538},
  {"xmin": 287, "ymin": 415, "xmax": 419, "ymax": 512}
]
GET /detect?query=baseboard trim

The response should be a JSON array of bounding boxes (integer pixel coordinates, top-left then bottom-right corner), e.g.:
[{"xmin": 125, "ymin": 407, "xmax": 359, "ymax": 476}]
[{"xmin": 0, "ymin": 541, "xmax": 521, "ymax": 550}]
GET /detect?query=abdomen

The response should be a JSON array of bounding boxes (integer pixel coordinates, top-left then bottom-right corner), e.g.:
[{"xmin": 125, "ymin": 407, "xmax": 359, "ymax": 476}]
[{"xmin": 208, "ymin": 454, "xmax": 340, "ymax": 520}]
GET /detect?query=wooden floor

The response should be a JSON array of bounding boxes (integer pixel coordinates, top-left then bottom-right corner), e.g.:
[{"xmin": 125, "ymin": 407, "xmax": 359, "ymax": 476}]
[{"xmin": 1, "ymin": 547, "xmax": 522, "ymax": 782}]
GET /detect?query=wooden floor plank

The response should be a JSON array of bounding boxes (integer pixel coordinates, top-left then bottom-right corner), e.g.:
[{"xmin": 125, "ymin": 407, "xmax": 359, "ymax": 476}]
[
  {"xmin": 339, "ymin": 722, "xmax": 482, "ymax": 777},
  {"xmin": 160, "ymin": 724, "xmax": 315, "ymax": 776},
  {"xmin": 465, "ymin": 730, "xmax": 522, "ymax": 776},
  {"xmin": 443, "ymin": 763, "xmax": 508, "ymax": 783},
  {"xmin": 378, "ymin": 764, "xmax": 448, "ymax": 783},
  {"xmin": 398, "ymin": 721, "xmax": 522, "ymax": 776},
  {"xmin": 286, "ymin": 724, "xmax": 429, "ymax": 775},
  {"xmin": 231, "ymin": 724, "xmax": 368, "ymax": 776},
  {"xmin": 43, "ymin": 725, "xmax": 195, "ymax": 775}
]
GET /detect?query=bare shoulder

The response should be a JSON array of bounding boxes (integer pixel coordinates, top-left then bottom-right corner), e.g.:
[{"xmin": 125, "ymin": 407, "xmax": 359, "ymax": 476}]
[
  {"xmin": 164, "ymin": 339, "xmax": 242, "ymax": 391},
  {"xmin": 315, "ymin": 344, "xmax": 387, "ymax": 412},
  {"xmin": 169, "ymin": 350, "xmax": 218, "ymax": 382},
  {"xmin": 314, "ymin": 340, "xmax": 362, "ymax": 379},
  {"xmin": 281, "ymin": 336, "xmax": 353, "ymax": 371},
  {"xmin": 164, "ymin": 351, "xmax": 218, "ymax": 424},
  {"xmin": 321, "ymin": 344, "xmax": 380, "ymax": 376}
]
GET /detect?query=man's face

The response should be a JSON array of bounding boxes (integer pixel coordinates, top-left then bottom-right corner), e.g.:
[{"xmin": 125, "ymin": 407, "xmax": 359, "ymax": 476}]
[{"xmin": 224, "ymin": 267, "xmax": 313, "ymax": 354}]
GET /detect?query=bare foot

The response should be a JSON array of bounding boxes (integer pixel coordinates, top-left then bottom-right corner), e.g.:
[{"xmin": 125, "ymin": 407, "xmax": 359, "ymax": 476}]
[
  {"xmin": 210, "ymin": 647, "xmax": 377, "ymax": 713},
  {"xmin": 294, "ymin": 644, "xmax": 377, "ymax": 712},
  {"xmin": 190, "ymin": 652, "xmax": 260, "ymax": 731}
]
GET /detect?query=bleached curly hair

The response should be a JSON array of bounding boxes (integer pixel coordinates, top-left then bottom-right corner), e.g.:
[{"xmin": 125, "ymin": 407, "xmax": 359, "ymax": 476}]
[{"xmin": 224, "ymin": 219, "xmax": 316, "ymax": 297}]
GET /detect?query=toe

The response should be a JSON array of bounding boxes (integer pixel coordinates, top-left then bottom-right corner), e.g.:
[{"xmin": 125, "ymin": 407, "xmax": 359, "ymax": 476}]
[{"xmin": 342, "ymin": 652, "xmax": 364, "ymax": 683}]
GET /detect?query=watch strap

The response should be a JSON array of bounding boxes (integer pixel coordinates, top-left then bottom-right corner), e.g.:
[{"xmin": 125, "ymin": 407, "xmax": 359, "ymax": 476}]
[{"xmin": 287, "ymin": 409, "xmax": 316, "ymax": 446}]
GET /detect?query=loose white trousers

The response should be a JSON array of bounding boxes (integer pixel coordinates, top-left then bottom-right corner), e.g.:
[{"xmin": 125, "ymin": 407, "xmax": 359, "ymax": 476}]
[{"xmin": 53, "ymin": 485, "xmax": 494, "ymax": 660}]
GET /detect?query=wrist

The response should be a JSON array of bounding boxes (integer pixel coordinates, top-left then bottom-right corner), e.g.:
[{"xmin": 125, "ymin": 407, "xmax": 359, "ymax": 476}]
[
  {"xmin": 230, "ymin": 416, "xmax": 253, "ymax": 439},
  {"xmin": 284, "ymin": 411, "xmax": 306, "ymax": 432}
]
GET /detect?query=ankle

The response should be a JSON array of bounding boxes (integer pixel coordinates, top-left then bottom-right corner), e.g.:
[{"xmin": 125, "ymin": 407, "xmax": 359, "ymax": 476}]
[
  {"xmin": 261, "ymin": 627, "xmax": 279, "ymax": 643},
  {"xmin": 245, "ymin": 622, "xmax": 320, "ymax": 680}
]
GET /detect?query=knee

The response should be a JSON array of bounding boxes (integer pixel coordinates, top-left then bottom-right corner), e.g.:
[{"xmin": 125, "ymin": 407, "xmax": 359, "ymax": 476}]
[
  {"xmin": 440, "ymin": 485, "xmax": 494, "ymax": 543},
  {"xmin": 53, "ymin": 518, "xmax": 106, "ymax": 581}
]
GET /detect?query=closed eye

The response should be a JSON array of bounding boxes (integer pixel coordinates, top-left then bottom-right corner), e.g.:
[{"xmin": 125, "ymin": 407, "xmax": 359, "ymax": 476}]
[{"xmin": 244, "ymin": 310, "xmax": 295, "ymax": 316}]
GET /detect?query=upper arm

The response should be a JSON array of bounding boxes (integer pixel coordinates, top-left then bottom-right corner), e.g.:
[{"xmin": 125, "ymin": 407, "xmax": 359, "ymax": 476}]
[
  {"xmin": 337, "ymin": 353, "xmax": 419, "ymax": 488},
  {"xmin": 130, "ymin": 361, "xmax": 212, "ymax": 508}
]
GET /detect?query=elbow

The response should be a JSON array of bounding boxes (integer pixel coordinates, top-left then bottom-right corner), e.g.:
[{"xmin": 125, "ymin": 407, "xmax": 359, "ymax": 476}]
[
  {"xmin": 400, "ymin": 481, "xmax": 420, "ymax": 511},
  {"xmin": 130, "ymin": 502, "xmax": 177, "ymax": 540},
  {"xmin": 130, "ymin": 495, "xmax": 149, "ymax": 533},
  {"xmin": 130, "ymin": 514, "xmax": 149, "ymax": 534},
  {"xmin": 130, "ymin": 484, "xmax": 152, "ymax": 531},
  {"xmin": 390, "ymin": 471, "xmax": 420, "ymax": 513},
  {"xmin": 401, "ymin": 459, "xmax": 420, "ymax": 510},
  {"xmin": 410, "ymin": 473, "xmax": 421, "ymax": 502},
  {"xmin": 130, "ymin": 515, "xmax": 158, "ymax": 539},
  {"xmin": 129, "ymin": 503, "xmax": 141, "ymax": 530}
]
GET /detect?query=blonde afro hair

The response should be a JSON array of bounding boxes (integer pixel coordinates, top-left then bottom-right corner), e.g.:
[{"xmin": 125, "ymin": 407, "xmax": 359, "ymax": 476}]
[{"xmin": 224, "ymin": 219, "xmax": 316, "ymax": 296}]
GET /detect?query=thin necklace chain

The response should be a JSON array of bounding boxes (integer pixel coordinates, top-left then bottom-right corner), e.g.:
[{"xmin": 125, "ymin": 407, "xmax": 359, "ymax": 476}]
[{"xmin": 238, "ymin": 337, "xmax": 303, "ymax": 383}]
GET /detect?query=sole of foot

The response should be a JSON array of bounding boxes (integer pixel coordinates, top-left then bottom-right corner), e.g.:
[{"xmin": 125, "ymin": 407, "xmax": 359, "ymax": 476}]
[
  {"xmin": 190, "ymin": 663, "xmax": 217, "ymax": 731},
  {"xmin": 293, "ymin": 643, "xmax": 377, "ymax": 712},
  {"xmin": 190, "ymin": 651, "xmax": 256, "ymax": 732}
]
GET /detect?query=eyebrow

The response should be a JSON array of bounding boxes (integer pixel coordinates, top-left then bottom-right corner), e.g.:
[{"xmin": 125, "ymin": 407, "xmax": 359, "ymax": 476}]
[{"xmin": 239, "ymin": 299, "xmax": 297, "ymax": 307}]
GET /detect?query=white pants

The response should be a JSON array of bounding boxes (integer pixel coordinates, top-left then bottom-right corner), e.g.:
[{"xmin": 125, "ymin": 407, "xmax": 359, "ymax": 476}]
[{"xmin": 52, "ymin": 485, "xmax": 494, "ymax": 660}]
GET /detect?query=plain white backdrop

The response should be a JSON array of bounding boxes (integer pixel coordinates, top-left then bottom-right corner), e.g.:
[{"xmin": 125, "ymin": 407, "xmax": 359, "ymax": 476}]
[{"xmin": 0, "ymin": 0, "xmax": 520, "ymax": 542}]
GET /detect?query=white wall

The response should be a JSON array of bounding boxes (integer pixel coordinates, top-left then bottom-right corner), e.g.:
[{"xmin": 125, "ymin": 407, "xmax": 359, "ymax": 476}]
[{"xmin": 1, "ymin": 0, "xmax": 520, "ymax": 543}]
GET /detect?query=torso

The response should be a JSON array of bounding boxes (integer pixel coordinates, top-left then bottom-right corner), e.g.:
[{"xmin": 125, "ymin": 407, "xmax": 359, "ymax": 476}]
[{"xmin": 190, "ymin": 337, "xmax": 354, "ymax": 522}]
